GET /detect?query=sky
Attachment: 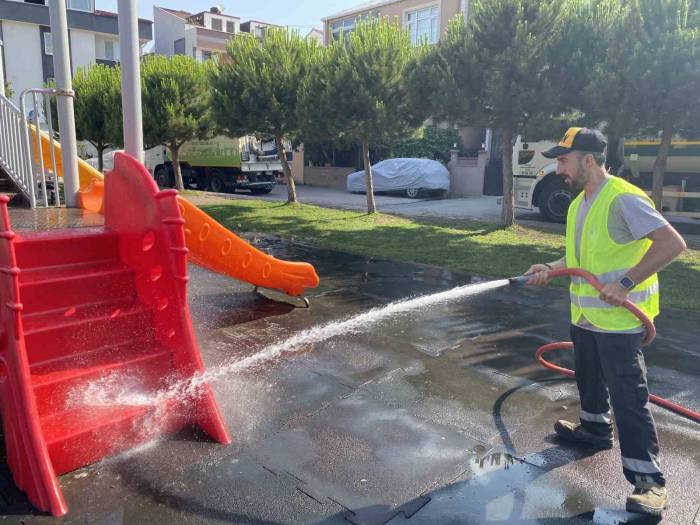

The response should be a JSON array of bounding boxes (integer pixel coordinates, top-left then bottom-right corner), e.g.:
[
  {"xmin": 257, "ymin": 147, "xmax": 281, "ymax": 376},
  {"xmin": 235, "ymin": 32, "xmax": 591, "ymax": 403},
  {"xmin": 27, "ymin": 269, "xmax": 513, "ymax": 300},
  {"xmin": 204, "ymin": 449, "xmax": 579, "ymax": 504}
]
[{"xmin": 96, "ymin": 0, "xmax": 366, "ymax": 31}]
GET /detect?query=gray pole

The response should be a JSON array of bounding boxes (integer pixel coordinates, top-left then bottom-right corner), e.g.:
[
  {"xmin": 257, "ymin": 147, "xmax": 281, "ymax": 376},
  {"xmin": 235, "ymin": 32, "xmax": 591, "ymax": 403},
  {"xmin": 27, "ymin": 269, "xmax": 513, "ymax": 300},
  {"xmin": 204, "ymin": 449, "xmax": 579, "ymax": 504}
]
[
  {"xmin": 0, "ymin": 39, "xmax": 5, "ymax": 98},
  {"xmin": 118, "ymin": 0, "xmax": 144, "ymax": 162},
  {"xmin": 49, "ymin": 0, "xmax": 80, "ymax": 207}
]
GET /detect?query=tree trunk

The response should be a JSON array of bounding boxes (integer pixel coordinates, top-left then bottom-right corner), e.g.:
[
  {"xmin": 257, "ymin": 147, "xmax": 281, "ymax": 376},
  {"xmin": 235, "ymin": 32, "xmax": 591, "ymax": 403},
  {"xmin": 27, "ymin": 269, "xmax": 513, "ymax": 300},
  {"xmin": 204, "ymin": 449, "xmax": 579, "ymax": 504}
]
[
  {"xmin": 501, "ymin": 128, "xmax": 515, "ymax": 227},
  {"xmin": 171, "ymin": 143, "xmax": 185, "ymax": 191},
  {"xmin": 651, "ymin": 127, "xmax": 673, "ymax": 211},
  {"xmin": 275, "ymin": 135, "xmax": 297, "ymax": 204},
  {"xmin": 607, "ymin": 134, "xmax": 624, "ymax": 175},
  {"xmin": 362, "ymin": 141, "xmax": 377, "ymax": 214},
  {"xmin": 97, "ymin": 143, "xmax": 104, "ymax": 173}
]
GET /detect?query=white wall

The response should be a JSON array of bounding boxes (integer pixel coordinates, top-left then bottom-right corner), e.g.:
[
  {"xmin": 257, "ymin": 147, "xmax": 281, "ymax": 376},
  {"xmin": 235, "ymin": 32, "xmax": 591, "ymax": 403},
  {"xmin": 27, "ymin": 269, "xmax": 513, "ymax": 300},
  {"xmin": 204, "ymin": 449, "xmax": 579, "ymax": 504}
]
[
  {"xmin": 154, "ymin": 7, "xmax": 185, "ymax": 56},
  {"xmin": 203, "ymin": 12, "xmax": 238, "ymax": 32},
  {"xmin": 184, "ymin": 26, "xmax": 197, "ymax": 58},
  {"xmin": 70, "ymin": 30, "xmax": 96, "ymax": 74},
  {"xmin": 2, "ymin": 21, "xmax": 44, "ymax": 106}
]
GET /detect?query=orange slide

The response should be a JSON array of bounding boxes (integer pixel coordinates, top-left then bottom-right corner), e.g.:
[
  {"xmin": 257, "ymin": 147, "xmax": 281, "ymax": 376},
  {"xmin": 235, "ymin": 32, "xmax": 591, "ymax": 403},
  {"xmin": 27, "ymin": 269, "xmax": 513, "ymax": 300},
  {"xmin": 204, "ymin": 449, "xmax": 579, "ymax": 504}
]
[{"xmin": 36, "ymin": 131, "xmax": 320, "ymax": 298}]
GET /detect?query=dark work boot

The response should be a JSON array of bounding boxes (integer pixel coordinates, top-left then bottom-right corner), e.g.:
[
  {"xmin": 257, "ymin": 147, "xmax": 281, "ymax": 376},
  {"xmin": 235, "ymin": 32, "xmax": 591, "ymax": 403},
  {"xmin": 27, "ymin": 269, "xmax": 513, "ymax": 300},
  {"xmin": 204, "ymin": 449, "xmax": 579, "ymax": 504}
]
[{"xmin": 553, "ymin": 420, "xmax": 614, "ymax": 450}]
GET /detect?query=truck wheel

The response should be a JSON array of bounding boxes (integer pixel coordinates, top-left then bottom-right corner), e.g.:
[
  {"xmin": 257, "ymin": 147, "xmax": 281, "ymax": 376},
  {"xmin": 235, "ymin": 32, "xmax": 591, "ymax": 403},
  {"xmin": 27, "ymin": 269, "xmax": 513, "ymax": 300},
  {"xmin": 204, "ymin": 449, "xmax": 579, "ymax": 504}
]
[
  {"xmin": 250, "ymin": 187, "xmax": 273, "ymax": 195},
  {"xmin": 208, "ymin": 171, "xmax": 226, "ymax": 193},
  {"xmin": 538, "ymin": 179, "xmax": 574, "ymax": 223},
  {"xmin": 196, "ymin": 174, "xmax": 208, "ymax": 190},
  {"xmin": 155, "ymin": 167, "xmax": 173, "ymax": 188}
]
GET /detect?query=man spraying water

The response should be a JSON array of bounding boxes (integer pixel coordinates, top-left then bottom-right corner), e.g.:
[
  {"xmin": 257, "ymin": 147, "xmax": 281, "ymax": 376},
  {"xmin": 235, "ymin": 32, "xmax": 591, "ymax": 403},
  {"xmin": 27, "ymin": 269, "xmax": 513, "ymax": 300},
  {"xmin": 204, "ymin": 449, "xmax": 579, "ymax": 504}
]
[{"xmin": 523, "ymin": 127, "xmax": 686, "ymax": 517}]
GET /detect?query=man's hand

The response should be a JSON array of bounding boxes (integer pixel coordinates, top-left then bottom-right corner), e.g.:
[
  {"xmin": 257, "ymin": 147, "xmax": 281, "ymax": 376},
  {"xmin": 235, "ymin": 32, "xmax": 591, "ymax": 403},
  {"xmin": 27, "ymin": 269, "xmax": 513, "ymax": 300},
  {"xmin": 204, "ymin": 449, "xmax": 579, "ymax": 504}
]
[
  {"xmin": 523, "ymin": 264, "xmax": 551, "ymax": 286},
  {"xmin": 599, "ymin": 282, "xmax": 630, "ymax": 306}
]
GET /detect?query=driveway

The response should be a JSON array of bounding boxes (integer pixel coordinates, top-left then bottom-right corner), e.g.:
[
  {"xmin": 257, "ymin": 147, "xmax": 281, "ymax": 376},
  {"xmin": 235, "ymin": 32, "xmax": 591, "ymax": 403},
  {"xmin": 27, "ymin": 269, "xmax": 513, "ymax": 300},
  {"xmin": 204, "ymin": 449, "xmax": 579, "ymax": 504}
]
[{"xmin": 189, "ymin": 184, "xmax": 547, "ymax": 225}]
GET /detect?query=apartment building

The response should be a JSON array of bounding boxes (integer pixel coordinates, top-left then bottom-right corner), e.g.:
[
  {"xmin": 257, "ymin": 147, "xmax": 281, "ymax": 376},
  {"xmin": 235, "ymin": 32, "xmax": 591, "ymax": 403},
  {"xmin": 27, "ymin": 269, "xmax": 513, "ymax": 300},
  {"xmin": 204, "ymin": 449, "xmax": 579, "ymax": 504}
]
[
  {"xmin": 153, "ymin": 6, "xmax": 278, "ymax": 61},
  {"xmin": 0, "ymin": 0, "xmax": 152, "ymax": 105},
  {"xmin": 240, "ymin": 20, "xmax": 275, "ymax": 40},
  {"xmin": 320, "ymin": 0, "xmax": 496, "ymax": 197},
  {"xmin": 322, "ymin": 0, "xmax": 470, "ymax": 46}
]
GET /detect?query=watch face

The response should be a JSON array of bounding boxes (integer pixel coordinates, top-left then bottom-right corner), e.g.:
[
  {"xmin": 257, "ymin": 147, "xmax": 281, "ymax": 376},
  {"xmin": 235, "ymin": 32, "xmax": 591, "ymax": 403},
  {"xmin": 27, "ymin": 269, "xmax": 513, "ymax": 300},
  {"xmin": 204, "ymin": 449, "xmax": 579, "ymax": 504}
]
[{"xmin": 620, "ymin": 276, "xmax": 634, "ymax": 289}]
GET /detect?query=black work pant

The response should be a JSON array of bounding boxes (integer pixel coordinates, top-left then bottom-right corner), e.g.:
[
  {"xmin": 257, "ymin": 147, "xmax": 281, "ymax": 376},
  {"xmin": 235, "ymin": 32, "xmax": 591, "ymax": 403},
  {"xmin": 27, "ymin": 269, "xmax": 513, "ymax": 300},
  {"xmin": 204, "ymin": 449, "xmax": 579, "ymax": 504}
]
[{"xmin": 571, "ymin": 324, "xmax": 665, "ymax": 487}]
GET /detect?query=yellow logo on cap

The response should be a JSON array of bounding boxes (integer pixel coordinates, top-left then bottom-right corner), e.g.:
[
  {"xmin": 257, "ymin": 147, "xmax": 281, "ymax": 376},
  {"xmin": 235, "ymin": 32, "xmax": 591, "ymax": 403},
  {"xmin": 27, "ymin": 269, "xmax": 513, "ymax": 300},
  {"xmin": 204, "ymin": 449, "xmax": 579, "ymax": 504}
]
[{"xmin": 559, "ymin": 127, "xmax": 582, "ymax": 148}]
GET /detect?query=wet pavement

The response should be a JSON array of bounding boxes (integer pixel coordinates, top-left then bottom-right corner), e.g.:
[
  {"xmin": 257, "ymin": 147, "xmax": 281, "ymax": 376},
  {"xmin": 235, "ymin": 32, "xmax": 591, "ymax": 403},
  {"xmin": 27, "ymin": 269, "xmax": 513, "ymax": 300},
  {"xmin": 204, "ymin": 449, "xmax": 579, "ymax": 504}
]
[{"xmin": 1, "ymin": 226, "xmax": 699, "ymax": 524}]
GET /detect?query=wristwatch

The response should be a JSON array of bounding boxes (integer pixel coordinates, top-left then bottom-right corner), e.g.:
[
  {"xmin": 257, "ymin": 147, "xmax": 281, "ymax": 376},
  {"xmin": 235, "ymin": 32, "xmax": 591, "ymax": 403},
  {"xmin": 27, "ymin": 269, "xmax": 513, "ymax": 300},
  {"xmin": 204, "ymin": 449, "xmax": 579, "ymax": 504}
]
[{"xmin": 619, "ymin": 276, "xmax": 635, "ymax": 290}]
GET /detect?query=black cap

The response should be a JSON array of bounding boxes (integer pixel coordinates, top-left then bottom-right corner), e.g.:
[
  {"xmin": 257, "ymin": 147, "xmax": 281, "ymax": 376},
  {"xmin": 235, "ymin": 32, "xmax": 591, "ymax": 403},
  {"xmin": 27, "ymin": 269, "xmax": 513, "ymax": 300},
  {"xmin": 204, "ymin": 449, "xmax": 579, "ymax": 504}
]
[{"xmin": 542, "ymin": 127, "xmax": 607, "ymax": 159}]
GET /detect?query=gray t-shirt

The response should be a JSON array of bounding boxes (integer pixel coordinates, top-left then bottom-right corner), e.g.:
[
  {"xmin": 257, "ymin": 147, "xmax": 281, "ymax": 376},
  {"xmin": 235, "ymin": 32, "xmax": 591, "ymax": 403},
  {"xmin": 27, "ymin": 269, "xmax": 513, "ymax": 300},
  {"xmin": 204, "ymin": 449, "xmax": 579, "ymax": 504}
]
[{"xmin": 574, "ymin": 177, "xmax": 668, "ymax": 333}]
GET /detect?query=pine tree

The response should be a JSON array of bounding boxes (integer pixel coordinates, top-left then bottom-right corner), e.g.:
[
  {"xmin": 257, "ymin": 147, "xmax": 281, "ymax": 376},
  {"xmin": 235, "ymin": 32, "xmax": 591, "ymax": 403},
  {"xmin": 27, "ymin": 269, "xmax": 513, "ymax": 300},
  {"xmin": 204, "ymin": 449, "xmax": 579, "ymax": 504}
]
[
  {"xmin": 72, "ymin": 64, "xmax": 123, "ymax": 172},
  {"xmin": 141, "ymin": 55, "xmax": 214, "ymax": 191},
  {"xmin": 211, "ymin": 29, "xmax": 320, "ymax": 204},
  {"xmin": 423, "ymin": 0, "xmax": 565, "ymax": 226},
  {"xmin": 586, "ymin": 0, "xmax": 700, "ymax": 209},
  {"xmin": 300, "ymin": 19, "xmax": 425, "ymax": 214}
]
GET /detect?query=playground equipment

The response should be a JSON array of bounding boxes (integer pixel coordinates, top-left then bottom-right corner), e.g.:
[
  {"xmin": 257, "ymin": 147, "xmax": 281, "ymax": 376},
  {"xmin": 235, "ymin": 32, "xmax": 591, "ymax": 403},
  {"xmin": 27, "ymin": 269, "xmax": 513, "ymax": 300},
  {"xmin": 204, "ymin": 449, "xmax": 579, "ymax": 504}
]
[
  {"xmin": 0, "ymin": 129, "xmax": 318, "ymax": 517},
  {"xmin": 0, "ymin": 0, "xmax": 318, "ymax": 510},
  {"xmin": 0, "ymin": 152, "xmax": 234, "ymax": 516}
]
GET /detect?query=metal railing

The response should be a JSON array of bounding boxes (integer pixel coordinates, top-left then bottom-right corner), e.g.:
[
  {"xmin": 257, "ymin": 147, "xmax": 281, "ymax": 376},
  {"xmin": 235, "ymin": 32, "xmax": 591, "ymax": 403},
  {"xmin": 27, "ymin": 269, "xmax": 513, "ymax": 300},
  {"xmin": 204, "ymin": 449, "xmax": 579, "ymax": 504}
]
[
  {"xmin": 0, "ymin": 93, "xmax": 34, "ymax": 205},
  {"xmin": 20, "ymin": 88, "xmax": 74, "ymax": 208},
  {"xmin": 0, "ymin": 88, "xmax": 76, "ymax": 209}
]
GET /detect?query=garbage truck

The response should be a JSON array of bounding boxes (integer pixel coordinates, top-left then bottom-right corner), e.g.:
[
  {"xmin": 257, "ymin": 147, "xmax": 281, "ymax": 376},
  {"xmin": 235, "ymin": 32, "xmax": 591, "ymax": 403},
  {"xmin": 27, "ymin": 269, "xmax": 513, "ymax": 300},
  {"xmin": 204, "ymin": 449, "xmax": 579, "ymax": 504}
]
[
  {"xmin": 143, "ymin": 135, "xmax": 289, "ymax": 194},
  {"xmin": 513, "ymin": 135, "xmax": 700, "ymax": 222}
]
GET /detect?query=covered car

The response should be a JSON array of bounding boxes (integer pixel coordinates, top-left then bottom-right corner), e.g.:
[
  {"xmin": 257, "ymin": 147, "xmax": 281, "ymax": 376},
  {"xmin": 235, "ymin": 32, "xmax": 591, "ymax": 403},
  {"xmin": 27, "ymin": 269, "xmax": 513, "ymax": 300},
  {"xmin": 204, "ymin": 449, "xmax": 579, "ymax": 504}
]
[{"xmin": 346, "ymin": 158, "xmax": 450, "ymax": 198}]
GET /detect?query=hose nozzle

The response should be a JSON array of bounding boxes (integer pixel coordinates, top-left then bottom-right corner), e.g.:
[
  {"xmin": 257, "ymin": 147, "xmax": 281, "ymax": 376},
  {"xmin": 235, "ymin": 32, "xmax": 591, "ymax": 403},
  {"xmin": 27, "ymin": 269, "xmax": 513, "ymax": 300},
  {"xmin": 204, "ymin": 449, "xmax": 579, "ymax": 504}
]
[{"xmin": 508, "ymin": 275, "xmax": 531, "ymax": 285}]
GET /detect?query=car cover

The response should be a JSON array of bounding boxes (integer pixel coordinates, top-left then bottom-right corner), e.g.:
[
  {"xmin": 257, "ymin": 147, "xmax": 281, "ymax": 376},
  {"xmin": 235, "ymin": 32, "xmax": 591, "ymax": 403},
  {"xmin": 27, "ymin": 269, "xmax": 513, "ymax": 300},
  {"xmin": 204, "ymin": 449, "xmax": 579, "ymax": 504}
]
[{"xmin": 346, "ymin": 158, "xmax": 450, "ymax": 193}]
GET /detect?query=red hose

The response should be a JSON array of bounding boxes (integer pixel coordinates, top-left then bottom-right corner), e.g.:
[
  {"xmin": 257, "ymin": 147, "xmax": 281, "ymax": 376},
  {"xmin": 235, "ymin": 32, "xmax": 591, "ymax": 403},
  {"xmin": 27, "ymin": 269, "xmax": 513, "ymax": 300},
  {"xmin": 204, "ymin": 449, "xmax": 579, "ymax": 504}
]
[{"xmin": 535, "ymin": 268, "xmax": 700, "ymax": 424}]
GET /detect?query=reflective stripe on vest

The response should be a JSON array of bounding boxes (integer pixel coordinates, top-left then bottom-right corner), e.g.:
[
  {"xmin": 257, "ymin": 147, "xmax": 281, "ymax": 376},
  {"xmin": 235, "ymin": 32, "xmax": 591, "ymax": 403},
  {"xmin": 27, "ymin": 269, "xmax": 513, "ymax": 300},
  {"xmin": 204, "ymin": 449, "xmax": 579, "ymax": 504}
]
[
  {"xmin": 570, "ymin": 280, "xmax": 659, "ymax": 308},
  {"xmin": 565, "ymin": 176, "xmax": 660, "ymax": 331}
]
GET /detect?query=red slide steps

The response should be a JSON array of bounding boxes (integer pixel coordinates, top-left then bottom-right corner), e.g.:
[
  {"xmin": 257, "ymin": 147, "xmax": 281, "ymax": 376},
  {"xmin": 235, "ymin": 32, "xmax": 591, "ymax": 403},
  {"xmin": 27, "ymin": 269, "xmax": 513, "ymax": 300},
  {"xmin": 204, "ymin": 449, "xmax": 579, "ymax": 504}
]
[{"xmin": 0, "ymin": 152, "xmax": 230, "ymax": 516}]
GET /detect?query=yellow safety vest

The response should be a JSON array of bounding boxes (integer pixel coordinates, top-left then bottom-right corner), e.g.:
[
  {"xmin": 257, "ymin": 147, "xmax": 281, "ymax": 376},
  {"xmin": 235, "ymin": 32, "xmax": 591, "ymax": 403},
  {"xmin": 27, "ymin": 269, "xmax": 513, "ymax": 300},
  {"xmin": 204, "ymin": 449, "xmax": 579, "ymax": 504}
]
[{"xmin": 565, "ymin": 176, "xmax": 660, "ymax": 330}]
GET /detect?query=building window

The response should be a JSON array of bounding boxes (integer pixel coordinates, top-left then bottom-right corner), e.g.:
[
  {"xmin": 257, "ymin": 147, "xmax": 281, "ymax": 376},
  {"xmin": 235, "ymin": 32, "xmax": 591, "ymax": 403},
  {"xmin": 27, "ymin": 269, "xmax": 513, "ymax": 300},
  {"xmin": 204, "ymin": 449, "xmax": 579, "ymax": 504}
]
[
  {"xmin": 406, "ymin": 5, "xmax": 440, "ymax": 45},
  {"xmin": 211, "ymin": 18, "xmax": 222, "ymax": 31},
  {"xmin": 104, "ymin": 40, "xmax": 114, "ymax": 61},
  {"xmin": 202, "ymin": 50, "xmax": 212, "ymax": 61},
  {"xmin": 67, "ymin": 0, "xmax": 91, "ymax": 12},
  {"xmin": 44, "ymin": 32, "xmax": 53, "ymax": 55},
  {"xmin": 255, "ymin": 26, "xmax": 265, "ymax": 38},
  {"xmin": 226, "ymin": 20, "xmax": 235, "ymax": 33},
  {"xmin": 331, "ymin": 17, "xmax": 356, "ymax": 40},
  {"xmin": 174, "ymin": 38, "xmax": 185, "ymax": 55}
]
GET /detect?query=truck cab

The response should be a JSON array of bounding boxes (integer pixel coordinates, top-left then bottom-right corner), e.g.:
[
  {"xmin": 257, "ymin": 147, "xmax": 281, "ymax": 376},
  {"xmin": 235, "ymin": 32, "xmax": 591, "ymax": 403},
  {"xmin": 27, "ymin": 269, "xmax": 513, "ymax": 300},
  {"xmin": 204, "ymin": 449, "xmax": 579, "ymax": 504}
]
[{"xmin": 513, "ymin": 136, "xmax": 575, "ymax": 222}]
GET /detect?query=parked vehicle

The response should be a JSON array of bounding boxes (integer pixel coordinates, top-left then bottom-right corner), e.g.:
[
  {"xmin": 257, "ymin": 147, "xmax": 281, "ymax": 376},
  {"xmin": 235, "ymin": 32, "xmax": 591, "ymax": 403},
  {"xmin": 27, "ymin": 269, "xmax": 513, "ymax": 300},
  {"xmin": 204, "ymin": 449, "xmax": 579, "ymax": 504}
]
[
  {"xmin": 144, "ymin": 135, "xmax": 288, "ymax": 194},
  {"xmin": 346, "ymin": 158, "xmax": 450, "ymax": 198},
  {"xmin": 85, "ymin": 136, "xmax": 289, "ymax": 194},
  {"xmin": 513, "ymin": 135, "xmax": 700, "ymax": 222}
]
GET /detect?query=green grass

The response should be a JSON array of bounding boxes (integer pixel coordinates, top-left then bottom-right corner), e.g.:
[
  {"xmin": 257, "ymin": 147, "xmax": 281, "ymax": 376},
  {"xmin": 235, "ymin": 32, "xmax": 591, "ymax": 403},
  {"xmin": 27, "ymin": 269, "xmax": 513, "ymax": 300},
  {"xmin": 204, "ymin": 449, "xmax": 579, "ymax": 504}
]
[{"xmin": 198, "ymin": 198, "xmax": 700, "ymax": 311}]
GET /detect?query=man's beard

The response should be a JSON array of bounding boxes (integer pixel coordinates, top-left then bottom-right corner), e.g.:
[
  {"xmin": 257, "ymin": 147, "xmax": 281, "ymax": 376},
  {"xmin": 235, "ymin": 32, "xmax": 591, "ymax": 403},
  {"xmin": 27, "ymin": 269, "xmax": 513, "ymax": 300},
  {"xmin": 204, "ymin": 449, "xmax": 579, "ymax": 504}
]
[{"xmin": 564, "ymin": 165, "xmax": 587, "ymax": 190}]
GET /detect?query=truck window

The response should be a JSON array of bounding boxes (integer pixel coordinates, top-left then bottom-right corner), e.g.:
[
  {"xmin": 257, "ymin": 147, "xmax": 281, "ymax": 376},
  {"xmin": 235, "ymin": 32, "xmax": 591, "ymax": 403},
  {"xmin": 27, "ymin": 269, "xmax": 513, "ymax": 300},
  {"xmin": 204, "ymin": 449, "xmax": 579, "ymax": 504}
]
[{"xmin": 518, "ymin": 150, "xmax": 535, "ymax": 165}]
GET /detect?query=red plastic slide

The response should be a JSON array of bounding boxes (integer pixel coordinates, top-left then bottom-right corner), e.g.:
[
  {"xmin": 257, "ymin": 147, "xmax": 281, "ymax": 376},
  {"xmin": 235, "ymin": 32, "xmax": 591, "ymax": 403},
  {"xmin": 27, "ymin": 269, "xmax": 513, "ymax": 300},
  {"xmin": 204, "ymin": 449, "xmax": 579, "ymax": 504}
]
[{"xmin": 0, "ymin": 153, "xmax": 231, "ymax": 516}]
